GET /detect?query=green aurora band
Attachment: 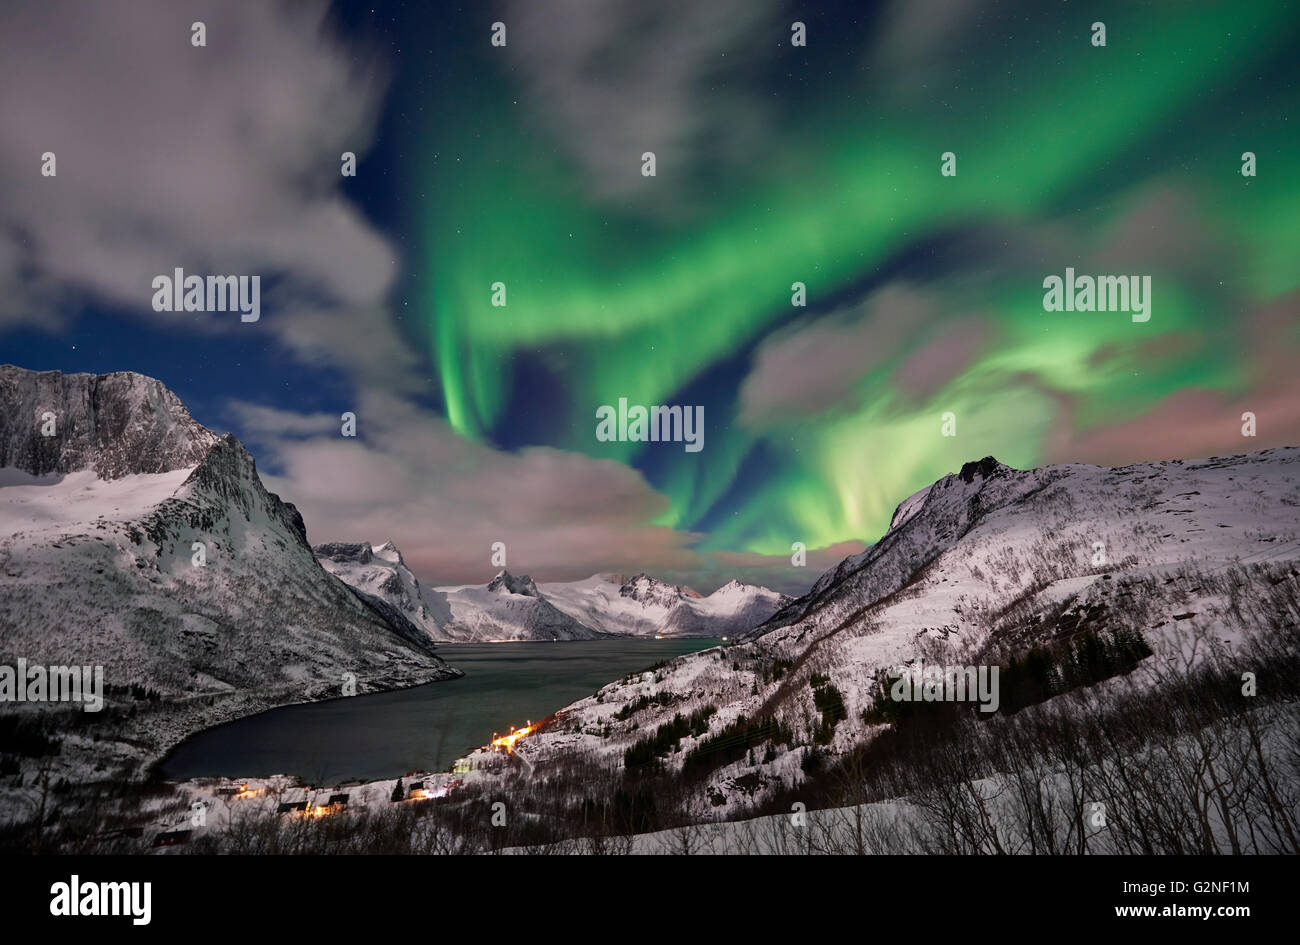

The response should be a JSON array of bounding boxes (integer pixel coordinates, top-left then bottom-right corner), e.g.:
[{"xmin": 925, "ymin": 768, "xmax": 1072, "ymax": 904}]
[{"xmin": 417, "ymin": 2, "xmax": 1300, "ymax": 560}]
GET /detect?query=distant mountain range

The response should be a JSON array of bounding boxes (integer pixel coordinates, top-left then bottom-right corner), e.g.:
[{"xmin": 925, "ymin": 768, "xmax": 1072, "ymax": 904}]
[
  {"xmin": 314, "ymin": 540, "xmax": 791, "ymax": 641},
  {"xmin": 539, "ymin": 573, "xmax": 790, "ymax": 640}
]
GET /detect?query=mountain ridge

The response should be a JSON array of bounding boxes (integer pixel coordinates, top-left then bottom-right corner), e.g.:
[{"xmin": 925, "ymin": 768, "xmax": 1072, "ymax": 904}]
[
  {"xmin": 0, "ymin": 366, "xmax": 460, "ymax": 778},
  {"xmin": 0, "ymin": 364, "xmax": 219, "ymax": 479},
  {"xmin": 315, "ymin": 549, "xmax": 793, "ymax": 641},
  {"xmin": 480, "ymin": 445, "xmax": 1300, "ymax": 813}
]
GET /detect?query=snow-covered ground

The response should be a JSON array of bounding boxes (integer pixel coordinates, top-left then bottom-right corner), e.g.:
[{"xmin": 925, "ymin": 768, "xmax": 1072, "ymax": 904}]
[
  {"xmin": 461, "ymin": 448, "xmax": 1300, "ymax": 814},
  {"xmin": 0, "ymin": 467, "xmax": 192, "ymax": 532}
]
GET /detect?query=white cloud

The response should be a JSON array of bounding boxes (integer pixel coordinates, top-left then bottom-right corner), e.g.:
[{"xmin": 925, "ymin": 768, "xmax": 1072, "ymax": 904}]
[
  {"xmin": 0, "ymin": 0, "xmax": 415, "ymax": 384},
  {"xmin": 502, "ymin": 0, "xmax": 782, "ymax": 211},
  {"xmin": 230, "ymin": 391, "xmax": 707, "ymax": 586},
  {"xmin": 738, "ymin": 284, "xmax": 941, "ymax": 426}
]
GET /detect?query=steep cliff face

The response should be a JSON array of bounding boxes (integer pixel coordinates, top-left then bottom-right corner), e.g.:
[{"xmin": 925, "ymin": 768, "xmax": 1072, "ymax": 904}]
[
  {"xmin": 314, "ymin": 540, "xmax": 449, "ymax": 643},
  {"xmin": 0, "ymin": 364, "xmax": 219, "ymax": 479}
]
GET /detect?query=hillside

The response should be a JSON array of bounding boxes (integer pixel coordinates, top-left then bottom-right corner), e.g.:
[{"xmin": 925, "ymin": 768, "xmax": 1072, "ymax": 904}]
[
  {"xmin": 483, "ymin": 448, "xmax": 1300, "ymax": 814},
  {"xmin": 0, "ymin": 367, "xmax": 460, "ymax": 780}
]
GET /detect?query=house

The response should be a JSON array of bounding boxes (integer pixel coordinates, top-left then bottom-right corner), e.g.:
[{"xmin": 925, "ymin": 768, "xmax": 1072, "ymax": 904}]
[
  {"xmin": 407, "ymin": 781, "xmax": 428, "ymax": 800},
  {"xmin": 277, "ymin": 801, "xmax": 308, "ymax": 814},
  {"xmin": 152, "ymin": 829, "xmax": 192, "ymax": 847},
  {"xmin": 452, "ymin": 758, "xmax": 473, "ymax": 774},
  {"xmin": 327, "ymin": 794, "xmax": 349, "ymax": 809}
]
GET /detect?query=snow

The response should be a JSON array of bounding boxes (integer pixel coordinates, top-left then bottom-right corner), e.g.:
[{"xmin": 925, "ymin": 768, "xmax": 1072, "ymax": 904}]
[
  {"xmin": 314, "ymin": 540, "xmax": 449, "ymax": 642},
  {"xmin": 0, "ymin": 368, "xmax": 460, "ymax": 790},
  {"xmin": 461, "ymin": 447, "xmax": 1300, "ymax": 812},
  {"xmin": 539, "ymin": 573, "xmax": 788, "ymax": 638},
  {"xmin": 315, "ymin": 554, "xmax": 791, "ymax": 643},
  {"xmin": 431, "ymin": 574, "xmax": 603, "ymax": 641},
  {"xmin": 0, "ymin": 468, "xmax": 191, "ymax": 532},
  {"xmin": 887, "ymin": 482, "xmax": 932, "ymax": 532}
]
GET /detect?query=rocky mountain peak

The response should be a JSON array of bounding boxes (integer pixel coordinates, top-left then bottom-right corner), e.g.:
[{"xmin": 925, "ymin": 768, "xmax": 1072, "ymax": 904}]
[
  {"xmin": 313, "ymin": 541, "xmax": 375, "ymax": 565},
  {"xmin": 958, "ymin": 455, "xmax": 1009, "ymax": 484},
  {"xmin": 487, "ymin": 570, "xmax": 541, "ymax": 597},
  {"xmin": 0, "ymin": 364, "xmax": 219, "ymax": 479},
  {"xmin": 371, "ymin": 541, "xmax": 405, "ymax": 565},
  {"xmin": 712, "ymin": 579, "xmax": 749, "ymax": 595},
  {"xmin": 619, "ymin": 572, "xmax": 684, "ymax": 607}
]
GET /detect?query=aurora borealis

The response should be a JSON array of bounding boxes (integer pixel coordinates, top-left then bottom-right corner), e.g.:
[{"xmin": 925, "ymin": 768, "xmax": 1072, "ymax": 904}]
[
  {"xmin": 3, "ymin": 0, "xmax": 1298, "ymax": 593},
  {"xmin": 415, "ymin": 1, "xmax": 1300, "ymax": 567}
]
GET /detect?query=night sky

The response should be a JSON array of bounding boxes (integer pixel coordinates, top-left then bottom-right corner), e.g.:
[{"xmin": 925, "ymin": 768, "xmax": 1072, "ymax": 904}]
[{"xmin": 1, "ymin": 0, "xmax": 1297, "ymax": 593}]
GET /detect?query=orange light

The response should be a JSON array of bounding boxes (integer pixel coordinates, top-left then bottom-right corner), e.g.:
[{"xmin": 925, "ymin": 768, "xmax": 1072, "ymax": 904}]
[{"xmin": 490, "ymin": 723, "xmax": 536, "ymax": 753}]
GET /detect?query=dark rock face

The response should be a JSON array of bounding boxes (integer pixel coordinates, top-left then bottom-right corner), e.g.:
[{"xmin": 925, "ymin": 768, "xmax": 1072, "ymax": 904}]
[
  {"xmin": 487, "ymin": 570, "xmax": 541, "ymax": 597},
  {"xmin": 314, "ymin": 541, "xmax": 375, "ymax": 564},
  {"xmin": 619, "ymin": 572, "xmax": 684, "ymax": 608},
  {"xmin": 0, "ymin": 365, "xmax": 218, "ymax": 479},
  {"xmin": 959, "ymin": 456, "xmax": 1005, "ymax": 484}
]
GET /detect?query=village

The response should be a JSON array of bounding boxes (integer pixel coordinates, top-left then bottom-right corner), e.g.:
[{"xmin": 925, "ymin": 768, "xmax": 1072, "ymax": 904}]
[{"xmin": 141, "ymin": 724, "xmax": 540, "ymax": 850}]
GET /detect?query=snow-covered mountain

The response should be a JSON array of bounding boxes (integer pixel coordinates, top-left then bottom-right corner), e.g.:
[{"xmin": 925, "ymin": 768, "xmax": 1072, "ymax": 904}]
[
  {"xmin": 432, "ymin": 569, "xmax": 790, "ymax": 641},
  {"xmin": 0, "ymin": 366, "xmax": 459, "ymax": 769},
  {"xmin": 313, "ymin": 540, "xmax": 451, "ymax": 643},
  {"xmin": 540, "ymin": 573, "xmax": 791, "ymax": 638},
  {"xmin": 485, "ymin": 448, "xmax": 1300, "ymax": 811},
  {"xmin": 312, "ymin": 546, "xmax": 604, "ymax": 642},
  {"xmin": 313, "ymin": 546, "xmax": 792, "ymax": 642},
  {"xmin": 749, "ymin": 450, "xmax": 1300, "ymax": 646},
  {"xmin": 316, "ymin": 542, "xmax": 749, "ymax": 646},
  {"xmin": 432, "ymin": 570, "xmax": 606, "ymax": 642}
]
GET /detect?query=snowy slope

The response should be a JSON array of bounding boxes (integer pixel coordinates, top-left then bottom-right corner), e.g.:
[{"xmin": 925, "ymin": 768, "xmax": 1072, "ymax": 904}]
[
  {"xmin": 482, "ymin": 448, "xmax": 1300, "ymax": 811},
  {"xmin": 0, "ymin": 367, "xmax": 460, "ymax": 774},
  {"xmin": 756, "ymin": 450, "xmax": 1300, "ymax": 650},
  {"xmin": 434, "ymin": 571, "xmax": 607, "ymax": 641}
]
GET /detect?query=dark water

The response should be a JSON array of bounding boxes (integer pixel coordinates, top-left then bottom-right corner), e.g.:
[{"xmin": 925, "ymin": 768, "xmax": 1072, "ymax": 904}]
[{"xmin": 159, "ymin": 639, "xmax": 719, "ymax": 783}]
